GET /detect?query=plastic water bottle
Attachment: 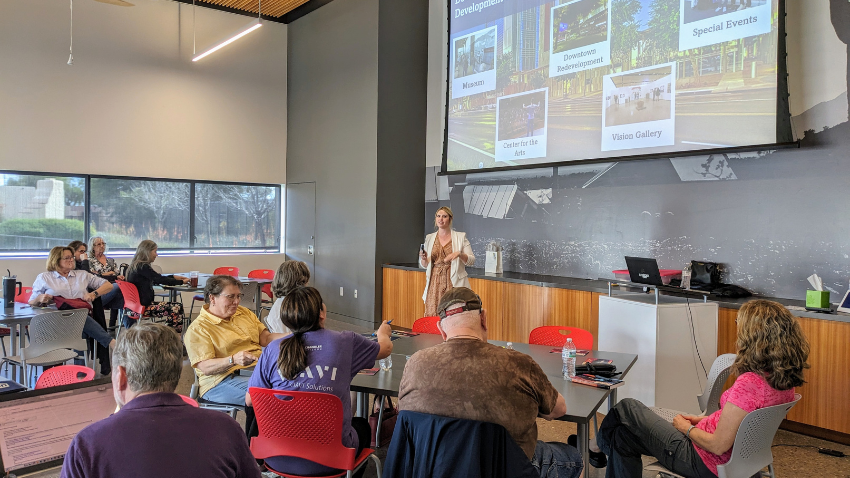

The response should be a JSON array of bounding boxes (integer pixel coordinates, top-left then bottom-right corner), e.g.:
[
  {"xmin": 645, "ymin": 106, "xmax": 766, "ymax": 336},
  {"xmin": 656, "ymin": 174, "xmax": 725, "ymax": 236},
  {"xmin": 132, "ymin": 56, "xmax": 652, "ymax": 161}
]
[
  {"xmin": 506, "ymin": 342, "xmax": 514, "ymax": 350},
  {"xmin": 562, "ymin": 338, "xmax": 576, "ymax": 380},
  {"xmin": 681, "ymin": 263, "xmax": 692, "ymax": 290}
]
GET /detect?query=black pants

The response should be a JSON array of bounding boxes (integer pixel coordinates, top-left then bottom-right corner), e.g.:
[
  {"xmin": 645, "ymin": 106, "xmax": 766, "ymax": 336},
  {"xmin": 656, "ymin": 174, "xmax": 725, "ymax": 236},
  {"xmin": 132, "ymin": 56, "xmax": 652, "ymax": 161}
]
[{"xmin": 597, "ymin": 398, "xmax": 716, "ymax": 478}]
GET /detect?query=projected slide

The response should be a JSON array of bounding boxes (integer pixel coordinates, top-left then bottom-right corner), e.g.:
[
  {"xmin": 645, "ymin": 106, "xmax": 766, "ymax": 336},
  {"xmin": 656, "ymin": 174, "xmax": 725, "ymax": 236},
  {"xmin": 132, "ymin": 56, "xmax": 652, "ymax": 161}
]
[{"xmin": 446, "ymin": 0, "xmax": 780, "ymax": 172}]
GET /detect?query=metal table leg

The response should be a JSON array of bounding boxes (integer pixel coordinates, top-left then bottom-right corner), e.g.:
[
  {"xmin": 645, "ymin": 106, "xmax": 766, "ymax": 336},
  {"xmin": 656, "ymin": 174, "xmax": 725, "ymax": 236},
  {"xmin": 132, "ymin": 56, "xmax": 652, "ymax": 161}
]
[
  {"xmin": 8, "ymin": 324, "xmax": 18, "ymax": 382},
  {"xmin": 254, "ymin": 284, "xmax": 263, "ymax": 318},
  {"xmin": 577, "ymin": 421, "xmax": 590, "ymax": 477},
  {"xmin": 608, "ymin": 388, "xmax": 618, "ymax": 410},
  {"xmin": 18, "ymin": 325, "xmax": 26, "ymax": 385},
  {"xmin": 375, "ymin": 395, "xmax": 386, "ymax": 447}
]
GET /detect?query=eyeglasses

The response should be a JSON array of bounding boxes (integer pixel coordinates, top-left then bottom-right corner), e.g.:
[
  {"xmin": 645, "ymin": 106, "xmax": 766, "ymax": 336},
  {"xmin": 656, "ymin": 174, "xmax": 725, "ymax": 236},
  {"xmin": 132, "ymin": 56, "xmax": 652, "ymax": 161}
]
[
  {"xmin": 61, "ymin": 256, "xmax": 75, "ymax": 261},
  {"xmin": 216, "ymin": 293, "xmax": 244, "ymax": 301}
]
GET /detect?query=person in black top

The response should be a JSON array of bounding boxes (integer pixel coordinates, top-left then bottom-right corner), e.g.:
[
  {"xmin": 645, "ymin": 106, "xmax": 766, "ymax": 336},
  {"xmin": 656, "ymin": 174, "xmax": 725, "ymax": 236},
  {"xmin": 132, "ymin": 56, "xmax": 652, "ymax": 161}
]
[
  {"xmin": 126, "ymin": 240, "xmax": 188, "ymax": 332},
  {"xmin": 69, "ymin": 240, "xmax": 125, "ymax": 330}
]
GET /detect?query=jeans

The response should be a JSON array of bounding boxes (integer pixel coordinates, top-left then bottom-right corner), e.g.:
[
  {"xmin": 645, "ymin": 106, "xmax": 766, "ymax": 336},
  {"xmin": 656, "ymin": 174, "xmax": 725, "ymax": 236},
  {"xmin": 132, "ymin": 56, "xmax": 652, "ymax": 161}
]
[
  {"xmin": 531, "ymin": 441, "xmax": 583, "ymax": 478},
  {"xmin": 100, "ymin": 283, "xmax": 123, "ymax": 310},
  {"xmin": 202, "ymin": 374, "xmax": 250, "ymax": 406},
  {"xmin": 83, "ymin": 315, "xmax": 113, "ymax": 349},
  {"xmin": 597, "ymin": 398, "xmax": 716, "ymax": 478}
]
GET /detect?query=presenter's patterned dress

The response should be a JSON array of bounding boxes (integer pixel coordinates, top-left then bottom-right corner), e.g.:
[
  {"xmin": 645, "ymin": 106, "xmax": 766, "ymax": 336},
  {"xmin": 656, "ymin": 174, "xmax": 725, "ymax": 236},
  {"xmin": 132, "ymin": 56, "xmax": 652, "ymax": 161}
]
[{"xmin": 424, "ymin": 240, "xmax": 453, "ymax": 317}]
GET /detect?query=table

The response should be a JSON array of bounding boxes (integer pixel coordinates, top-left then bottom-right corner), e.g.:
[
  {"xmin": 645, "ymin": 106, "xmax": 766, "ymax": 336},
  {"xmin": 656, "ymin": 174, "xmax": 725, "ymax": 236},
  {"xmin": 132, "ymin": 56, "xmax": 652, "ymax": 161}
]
[
  {"xmin": 163, "ymin": 273, "xmax": 272, "ymax": 318},
  {"xmin": 350, "ymin": 333, "xmax": 638, "ymax": 474},
  {"xmin": 0, "ymin": 304, "xmax": 55, "ymax": 382}
]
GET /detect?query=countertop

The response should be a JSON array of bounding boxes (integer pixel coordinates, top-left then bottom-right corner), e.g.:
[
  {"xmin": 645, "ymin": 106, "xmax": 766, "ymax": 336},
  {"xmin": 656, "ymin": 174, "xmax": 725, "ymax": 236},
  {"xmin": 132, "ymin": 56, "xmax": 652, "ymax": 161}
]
[{"xmin": 383, "ymin": 263, "xmax": 850, "ymax": 323}]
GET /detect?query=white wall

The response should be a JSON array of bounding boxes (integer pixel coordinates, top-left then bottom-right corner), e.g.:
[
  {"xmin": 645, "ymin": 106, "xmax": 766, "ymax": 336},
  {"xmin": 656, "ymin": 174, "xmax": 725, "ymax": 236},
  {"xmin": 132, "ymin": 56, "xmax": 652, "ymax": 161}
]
[
  {"xmin": 0, "ymin": 0, "xmax": 288, "ymax": 283},
  {"xmin": 0, "ymin": 0, "xmax": 287, "ymax": 184}
]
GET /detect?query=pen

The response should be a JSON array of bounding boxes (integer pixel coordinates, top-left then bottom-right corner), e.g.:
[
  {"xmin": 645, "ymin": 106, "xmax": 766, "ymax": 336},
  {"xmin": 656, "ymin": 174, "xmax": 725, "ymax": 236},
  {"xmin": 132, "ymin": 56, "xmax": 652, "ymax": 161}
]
[{"xmin": 371, "ymin": 319, "xmax": 393, "ymax": 336}]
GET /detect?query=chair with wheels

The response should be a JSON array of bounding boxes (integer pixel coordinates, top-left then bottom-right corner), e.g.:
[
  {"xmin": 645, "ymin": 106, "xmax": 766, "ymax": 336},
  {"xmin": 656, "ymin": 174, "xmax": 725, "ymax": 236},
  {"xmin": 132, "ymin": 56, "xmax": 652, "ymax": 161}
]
[
  {"xmin": 249, "ymin": 387, "xmax": 382, "ymax": 478},
  {"xmin": 189, "ymin": 267, "xmax": 240, "ymax": 318},
  {"xmin": 34, "ymin": 364, "xmax": 95, "ymax": 389},
  {"xmin": 412, "ymin": 316, "xmax": 441, "ymax": 335},
  {"xmin": 189, "ymin": 372, "xmax": 244, "ymax": 419},
  {"xmin": 5, "ymin": 309, "xmax": 89, "ymax": 388},
  {"xmin": 528, "ymin": 326, "xmax": 594, "ymax": 350},
  {"xmin": 115, "ymin": 280, "xmax": 146, "ymax": 338},
  {"xmin": 649, "ymin": 354, "xmax": 737, "ymax": 423},
  {"xmin": 645, "ymin": 394, "xmax": 802, "ymax": 478}
]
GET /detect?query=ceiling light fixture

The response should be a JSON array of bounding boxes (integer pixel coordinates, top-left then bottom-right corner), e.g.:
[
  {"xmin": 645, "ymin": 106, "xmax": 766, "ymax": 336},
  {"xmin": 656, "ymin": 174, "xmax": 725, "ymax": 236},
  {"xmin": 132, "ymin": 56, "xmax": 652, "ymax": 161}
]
[{"xmin": 192, "ymin": 0, "xmax": 262, "ymax": 62}]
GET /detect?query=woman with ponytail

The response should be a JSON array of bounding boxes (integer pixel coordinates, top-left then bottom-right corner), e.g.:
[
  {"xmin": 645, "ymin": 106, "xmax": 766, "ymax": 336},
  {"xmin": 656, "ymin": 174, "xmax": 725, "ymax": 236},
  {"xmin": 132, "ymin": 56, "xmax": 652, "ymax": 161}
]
[{"xmin": 246, "ymin": 287, "xmax": 392, "ymax": 477}]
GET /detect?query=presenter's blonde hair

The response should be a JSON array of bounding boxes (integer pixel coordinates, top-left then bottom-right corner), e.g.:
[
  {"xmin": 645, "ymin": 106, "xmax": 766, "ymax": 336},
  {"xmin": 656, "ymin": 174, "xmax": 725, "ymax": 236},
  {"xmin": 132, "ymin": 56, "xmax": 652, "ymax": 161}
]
[{"xmin": 434, "ymin": 206, "xmax": 454, "ymax": 230}]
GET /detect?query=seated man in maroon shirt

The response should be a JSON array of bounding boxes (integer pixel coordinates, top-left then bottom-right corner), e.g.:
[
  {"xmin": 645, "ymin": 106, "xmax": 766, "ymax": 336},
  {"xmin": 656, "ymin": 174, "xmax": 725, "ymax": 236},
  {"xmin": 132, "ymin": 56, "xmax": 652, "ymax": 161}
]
[{"xmin": 61, "ymin": 323, "xmax": 261, "ymax": 478}]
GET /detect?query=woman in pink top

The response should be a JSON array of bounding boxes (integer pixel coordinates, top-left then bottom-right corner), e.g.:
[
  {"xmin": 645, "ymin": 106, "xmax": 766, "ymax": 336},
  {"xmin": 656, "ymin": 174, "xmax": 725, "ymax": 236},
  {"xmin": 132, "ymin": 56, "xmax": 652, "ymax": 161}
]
[{"xmin": 596, "ymin": 300, "xmax": 810, "ymax": 478}]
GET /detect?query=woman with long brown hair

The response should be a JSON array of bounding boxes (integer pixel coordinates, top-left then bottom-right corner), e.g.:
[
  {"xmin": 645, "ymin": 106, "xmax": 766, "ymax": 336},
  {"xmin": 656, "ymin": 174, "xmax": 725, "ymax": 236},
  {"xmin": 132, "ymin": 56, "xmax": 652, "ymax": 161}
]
[
  {"xmin": 246, "ymin": 287, "xmax": 392, "ymax": 477},
  {"xmin": 596, "ymin": 299, "xmax": 810, "ymax": 477},
  {"xmin": 125, "ymin": 240, "xmax": 188, "ymax": 331}
]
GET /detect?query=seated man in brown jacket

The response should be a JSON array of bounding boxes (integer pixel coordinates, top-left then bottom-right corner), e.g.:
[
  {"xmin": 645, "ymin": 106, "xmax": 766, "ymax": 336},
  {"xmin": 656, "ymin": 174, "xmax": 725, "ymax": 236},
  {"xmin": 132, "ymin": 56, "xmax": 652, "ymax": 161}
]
[{"xmin": 398, "ymin": 287, "xmax": 582, "ymax": 478}]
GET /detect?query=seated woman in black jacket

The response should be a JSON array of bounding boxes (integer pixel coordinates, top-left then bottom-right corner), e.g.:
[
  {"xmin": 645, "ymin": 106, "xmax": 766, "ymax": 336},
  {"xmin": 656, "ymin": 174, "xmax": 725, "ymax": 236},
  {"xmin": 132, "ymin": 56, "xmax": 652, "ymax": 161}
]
[{"xmin": 126, "ymin": 240, "xmax": 188, "ymax": 332}]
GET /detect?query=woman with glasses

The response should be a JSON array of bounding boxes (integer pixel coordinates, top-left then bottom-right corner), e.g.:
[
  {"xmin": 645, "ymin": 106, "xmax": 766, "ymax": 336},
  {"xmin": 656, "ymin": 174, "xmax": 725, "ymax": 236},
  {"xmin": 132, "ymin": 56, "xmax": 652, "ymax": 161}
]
[
  {"xmin": 88, "ymin": 236, "xmax": 124, "ymax": 281},
  {"xmin": 184, "ymin": 275, "xmax": 287, "ymax": 407},
  {"xmin": 126, "ymin": 240, "xmax": 188, "ymax": 332},
  {"xmin": 29, "ymin": 246, "xmax": 117, "ymax": 375}
]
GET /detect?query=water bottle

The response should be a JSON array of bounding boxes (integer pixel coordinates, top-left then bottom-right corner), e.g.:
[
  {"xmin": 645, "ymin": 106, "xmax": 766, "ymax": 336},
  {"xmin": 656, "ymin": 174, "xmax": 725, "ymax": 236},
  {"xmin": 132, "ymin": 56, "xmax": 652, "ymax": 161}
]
[
  {"xmin": 506, "ymin": 342, "xmax": 514, "ymax": 350},
  {"xmin": 681, "ymin": 263, "xmax": 692, "ymax": 290},
  {"xmin": 562, "ymin": 338, "xmax": 576, "ymax": 380}
]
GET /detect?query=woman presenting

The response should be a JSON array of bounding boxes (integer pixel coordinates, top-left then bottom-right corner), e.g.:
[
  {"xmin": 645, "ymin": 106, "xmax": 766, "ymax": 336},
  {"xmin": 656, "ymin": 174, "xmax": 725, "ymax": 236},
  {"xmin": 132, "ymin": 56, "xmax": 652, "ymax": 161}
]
[{"xmin": 419, "ymin": 207, "xmax": 475, "ymax": 317}]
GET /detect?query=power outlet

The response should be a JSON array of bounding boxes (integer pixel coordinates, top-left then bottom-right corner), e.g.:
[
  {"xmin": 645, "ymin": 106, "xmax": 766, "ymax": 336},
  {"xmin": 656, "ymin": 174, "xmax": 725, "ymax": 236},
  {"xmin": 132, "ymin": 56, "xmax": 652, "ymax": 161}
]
[
  {"xmin": 340, "ymin": 287, "xmax": 344, "ymax": 297},
  {"xmin": 354, "ymin": 289, "xmax": 358, "ymax": 299}
]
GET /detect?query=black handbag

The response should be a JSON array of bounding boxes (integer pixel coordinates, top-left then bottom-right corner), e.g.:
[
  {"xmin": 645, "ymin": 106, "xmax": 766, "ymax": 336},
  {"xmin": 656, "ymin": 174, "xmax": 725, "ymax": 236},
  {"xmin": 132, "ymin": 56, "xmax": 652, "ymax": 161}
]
[
  {"xmin": 575, "ymin": 362, "xmax": 619, "ymax": 378},
  {"xmin": 691, "ymin": 261, "xmax": 720, "ymax": 286}
]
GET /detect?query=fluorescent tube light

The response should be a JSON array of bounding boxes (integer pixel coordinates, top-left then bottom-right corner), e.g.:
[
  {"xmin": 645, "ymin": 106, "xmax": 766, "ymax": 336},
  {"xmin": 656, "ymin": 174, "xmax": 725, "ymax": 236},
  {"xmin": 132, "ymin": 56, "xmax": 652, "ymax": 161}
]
[{"xmin": 193, "ymin": 19, "xmax": 262, "ymax": 62}]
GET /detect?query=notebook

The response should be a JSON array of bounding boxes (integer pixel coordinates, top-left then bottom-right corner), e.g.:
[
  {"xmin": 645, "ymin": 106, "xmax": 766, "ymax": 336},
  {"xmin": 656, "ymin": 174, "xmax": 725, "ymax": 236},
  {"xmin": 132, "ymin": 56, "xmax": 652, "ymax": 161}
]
[{"xmin": 0, "ymin": 378, "xmax": 115, "ymax": 478}]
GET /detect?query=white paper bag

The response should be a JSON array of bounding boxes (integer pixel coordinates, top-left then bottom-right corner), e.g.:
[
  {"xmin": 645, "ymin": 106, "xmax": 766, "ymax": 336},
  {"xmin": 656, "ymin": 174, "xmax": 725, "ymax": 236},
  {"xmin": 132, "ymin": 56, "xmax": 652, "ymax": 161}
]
[{"xmin": 485, "ymin": 250, "xmax": 502, "ymax": 274}]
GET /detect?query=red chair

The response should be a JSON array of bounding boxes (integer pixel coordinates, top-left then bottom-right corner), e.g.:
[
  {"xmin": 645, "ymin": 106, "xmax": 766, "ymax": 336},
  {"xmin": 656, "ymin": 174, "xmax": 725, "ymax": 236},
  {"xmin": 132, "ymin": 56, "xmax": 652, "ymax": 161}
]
[
  {"xmin": 14, "ymin": 287, "xmax": 32, "ymax": 304},
  {"xmin": 248, "ymin": 269, "xmax": 275, "ymax": 300},
  {"xmin": 214, "ymin": 267, "xmax": 240, "ymax": 277},
  {"xmin": 180, "ymin": 395, "xmax": 199, "ymax": 407},
  {"xmin": 528, "ymin": 326, "xmax": 594, "ymax": 350},
  {"xmin": 249, "ymin": 387, "xmax": 381, "ymax": 478},
  {"xmin": 34, "ymin": 365, "xmax": 95, "ymax": 389},
  {"xmin": 412, "ymin": 316, "xmax": 441, "ymax": 335},
  {"xmin": 190, "ymin": 267, "xmax": 241, "ymax": 318},
  {"xmin": 116, "ymin": 280, "xmax": 146, "ymax": 336}
]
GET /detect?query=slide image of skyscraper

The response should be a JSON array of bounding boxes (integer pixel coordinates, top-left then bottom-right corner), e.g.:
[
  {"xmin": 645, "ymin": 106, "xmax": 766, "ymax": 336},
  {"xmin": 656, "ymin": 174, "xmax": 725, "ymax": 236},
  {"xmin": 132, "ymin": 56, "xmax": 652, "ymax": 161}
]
[{"xmin": 451, "ymin": 26, "xmax": 497, "ymax": 99}]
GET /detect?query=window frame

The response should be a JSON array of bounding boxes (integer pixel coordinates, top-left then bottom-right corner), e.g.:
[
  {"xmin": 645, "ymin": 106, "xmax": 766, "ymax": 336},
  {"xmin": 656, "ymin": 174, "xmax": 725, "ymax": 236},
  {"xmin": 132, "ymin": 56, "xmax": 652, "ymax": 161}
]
[{"xmin": 0, "ymin": 169, "xmax": 282, "ymax": 256}]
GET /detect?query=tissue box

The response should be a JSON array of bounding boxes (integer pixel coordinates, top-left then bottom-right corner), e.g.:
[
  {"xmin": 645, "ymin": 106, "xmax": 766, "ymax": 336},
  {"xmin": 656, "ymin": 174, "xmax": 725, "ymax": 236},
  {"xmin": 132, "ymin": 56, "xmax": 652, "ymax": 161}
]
[{"xmin": 806, "ymin": 290, "xmax": 830, "ymax": 309}]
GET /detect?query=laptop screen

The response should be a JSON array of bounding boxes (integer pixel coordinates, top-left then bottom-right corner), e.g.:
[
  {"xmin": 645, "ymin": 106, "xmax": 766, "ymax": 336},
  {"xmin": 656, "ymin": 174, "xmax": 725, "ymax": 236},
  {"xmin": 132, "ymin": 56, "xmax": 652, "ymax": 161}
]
[{"xmin": 0, "ymin": 380, "xmax": 115, "ymax": 474}]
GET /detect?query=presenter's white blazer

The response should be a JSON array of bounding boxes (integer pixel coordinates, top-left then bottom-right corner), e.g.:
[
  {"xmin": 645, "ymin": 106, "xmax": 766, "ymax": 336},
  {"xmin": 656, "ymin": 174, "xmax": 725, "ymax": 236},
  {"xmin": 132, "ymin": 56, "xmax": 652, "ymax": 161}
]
[{"xmin": 420, "ymin": 230, "xmax": 475, "ymax": 303}]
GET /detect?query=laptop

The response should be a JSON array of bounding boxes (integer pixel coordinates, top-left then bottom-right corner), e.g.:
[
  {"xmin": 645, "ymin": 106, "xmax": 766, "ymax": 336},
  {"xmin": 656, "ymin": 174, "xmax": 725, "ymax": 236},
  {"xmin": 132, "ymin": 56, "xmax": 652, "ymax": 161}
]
[
  {"xmin": 624, "ymin": 256, "xmax": 665, "ymax": 286},
  {"xmin": 0, "ymin": 378, "xmax": 115, "ymax": 478}
]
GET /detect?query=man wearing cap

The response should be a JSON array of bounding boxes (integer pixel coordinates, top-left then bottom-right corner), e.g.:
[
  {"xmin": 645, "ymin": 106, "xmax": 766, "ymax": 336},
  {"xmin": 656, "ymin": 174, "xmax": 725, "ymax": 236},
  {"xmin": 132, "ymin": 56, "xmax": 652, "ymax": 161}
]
[{"xmin": 398, "ymin": 287, "xmax": 582, "ymax": 478}]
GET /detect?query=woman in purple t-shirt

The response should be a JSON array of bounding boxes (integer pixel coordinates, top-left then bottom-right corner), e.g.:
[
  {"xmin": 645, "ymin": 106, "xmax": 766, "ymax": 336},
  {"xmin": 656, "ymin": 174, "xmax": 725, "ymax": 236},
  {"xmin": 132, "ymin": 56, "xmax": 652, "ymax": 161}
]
[
  {"xmin": 596, "ymin": 300, "xmax": 810, "ymax": 478},
  {"xmin": 246, "ymin": 287, "xmax": 393, "ymax": 477}
]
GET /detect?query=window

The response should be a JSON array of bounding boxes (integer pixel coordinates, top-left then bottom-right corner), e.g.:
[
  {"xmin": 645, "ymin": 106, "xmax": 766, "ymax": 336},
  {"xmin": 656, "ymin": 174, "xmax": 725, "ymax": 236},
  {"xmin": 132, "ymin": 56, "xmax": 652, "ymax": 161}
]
[
  {"xmin": 194, "ymin": 183, "xmax": 280, "ymax": 249},
  {"xmin": 0, "ymin": 171, "xmax": 281, "ymax": 254},
  {"xmin": 0, "ymin": 173, "xmax": 86, "ymax": 251},
  {"xmin": 90, "ymin": 178, "xmax": 191, "ymax": 250}
]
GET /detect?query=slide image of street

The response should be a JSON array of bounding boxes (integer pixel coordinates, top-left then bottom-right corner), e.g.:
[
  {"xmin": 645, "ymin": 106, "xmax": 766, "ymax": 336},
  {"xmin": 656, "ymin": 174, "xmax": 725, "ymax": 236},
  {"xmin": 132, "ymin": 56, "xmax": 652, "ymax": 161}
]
[
  {"xmin": 453, "ymin": 28, "xmax": 496, "ymax": 80},
  {"xmin": 552, "ymin": 0, "xmax": 609, "ymax": 54},
  {"xmin": 683, "ymin": 0, "xmax": 767, "ymax": 24},
  {"xmin": 498, "ymin": 91, "xmax": 547, "ymax": 141},
  {"xmin": 605, "ymin": 66, "xmax": 673, "ymax": 127}
]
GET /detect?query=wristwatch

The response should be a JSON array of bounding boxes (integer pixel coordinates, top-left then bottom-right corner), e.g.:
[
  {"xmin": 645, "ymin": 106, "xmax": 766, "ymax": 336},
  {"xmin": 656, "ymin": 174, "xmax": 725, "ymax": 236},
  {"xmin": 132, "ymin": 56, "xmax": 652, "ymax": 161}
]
[
  {"xmin": 686, "ymin": 425, "xmax": 695, "ymax": 439},
  {"xmin": 93, "ymin": 291, "xmax": 99, "ymax": 298},
  {"xmin": 229, "ymin": 355, "xmax": 234, "ymax": 365}
]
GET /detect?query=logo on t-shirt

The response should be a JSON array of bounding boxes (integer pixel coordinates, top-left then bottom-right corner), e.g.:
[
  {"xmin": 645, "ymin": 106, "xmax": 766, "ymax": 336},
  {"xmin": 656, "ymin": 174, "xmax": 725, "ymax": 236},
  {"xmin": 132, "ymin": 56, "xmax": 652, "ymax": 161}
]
[
  {"xmin": 298, "ymin": 364, "xmax": 338, "ymax": 381},
  {"xmin": 306, "ymin": 345, "xmax": 322, "ymax": 351}
]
